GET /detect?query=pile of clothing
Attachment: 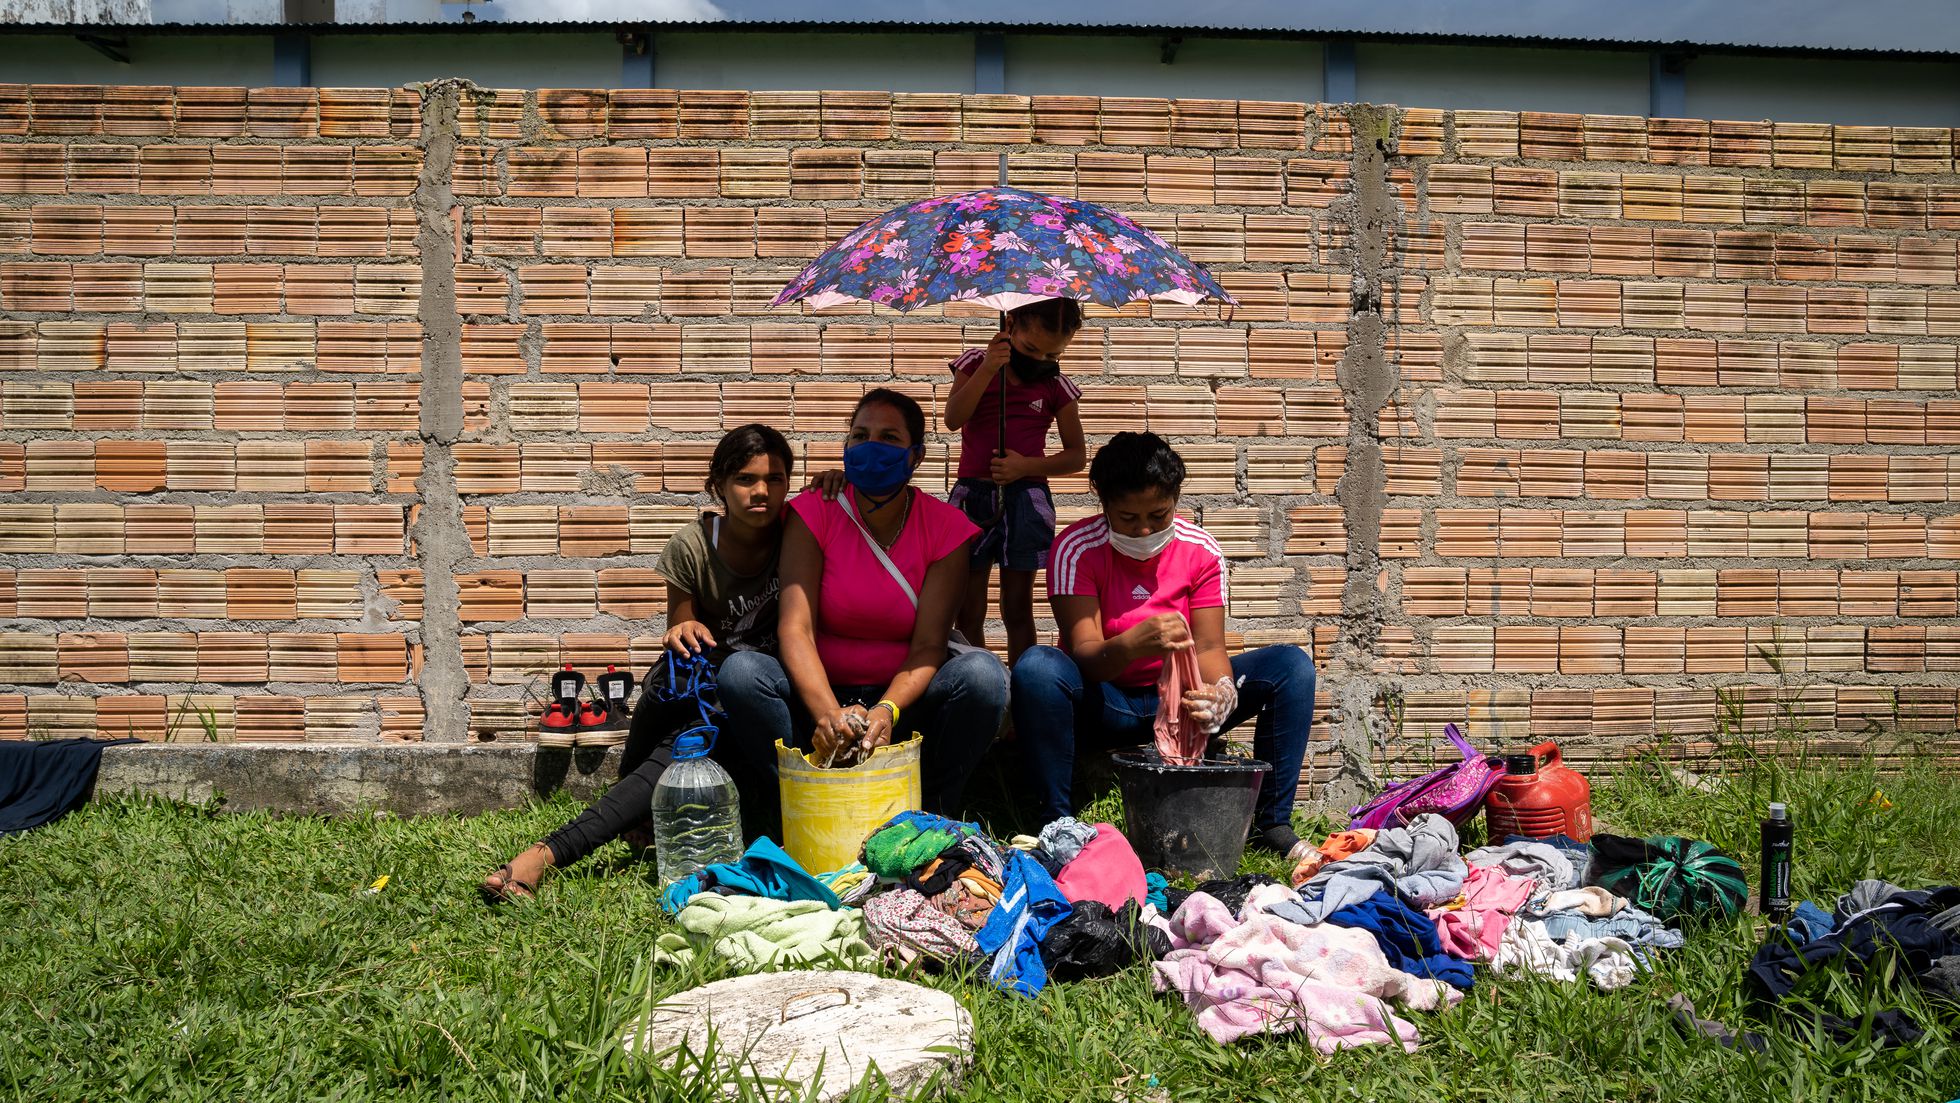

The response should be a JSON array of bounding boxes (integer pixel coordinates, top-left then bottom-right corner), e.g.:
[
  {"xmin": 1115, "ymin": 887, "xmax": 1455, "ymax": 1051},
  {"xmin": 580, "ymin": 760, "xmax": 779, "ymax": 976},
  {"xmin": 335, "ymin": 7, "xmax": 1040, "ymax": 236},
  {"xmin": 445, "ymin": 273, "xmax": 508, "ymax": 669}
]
[
  {"xmin": 857, "ymin": 812, "xmax": 1170, "ymax": 996},
  {"xmin": 651, "ymin": 811, "xmax": 1752, "ymax": 1051},
  {"xmin": 1674, "ymin": 878, "xmax": 1960, "ymax": 1050},
  {"xmin": 1155, "ymin": 818, "xmax": 1734, "ymax": 1047},
  {"xmin": 657, "ymin": 812, "xmax": 1169, "ymax": 998}
]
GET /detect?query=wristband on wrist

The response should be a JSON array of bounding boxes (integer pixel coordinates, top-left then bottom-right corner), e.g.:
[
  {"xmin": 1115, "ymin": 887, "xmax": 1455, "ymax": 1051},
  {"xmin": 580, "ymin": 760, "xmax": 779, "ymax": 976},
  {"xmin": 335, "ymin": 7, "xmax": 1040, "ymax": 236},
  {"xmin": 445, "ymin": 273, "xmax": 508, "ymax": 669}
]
[{"xmin": 873, "ymin": 699, "xmax": 900, "ymax": 725}]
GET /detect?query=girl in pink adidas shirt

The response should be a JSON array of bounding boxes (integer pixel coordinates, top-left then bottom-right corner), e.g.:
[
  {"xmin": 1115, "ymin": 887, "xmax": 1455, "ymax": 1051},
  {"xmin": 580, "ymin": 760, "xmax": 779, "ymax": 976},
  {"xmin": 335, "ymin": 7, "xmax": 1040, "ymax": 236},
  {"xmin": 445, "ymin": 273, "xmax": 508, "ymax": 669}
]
[{"xmin": 1012, "ymin": 431, "xmax": 1318, "ymax": 861}]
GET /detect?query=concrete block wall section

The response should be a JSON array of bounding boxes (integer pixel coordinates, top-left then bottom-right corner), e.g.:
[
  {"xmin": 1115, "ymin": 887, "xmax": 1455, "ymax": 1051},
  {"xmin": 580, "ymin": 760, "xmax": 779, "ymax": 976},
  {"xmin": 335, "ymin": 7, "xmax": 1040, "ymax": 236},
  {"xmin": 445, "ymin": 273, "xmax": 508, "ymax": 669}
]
[{"xmin": 0, "ymin": 84, "xmax": 1956, "ymax": 804}]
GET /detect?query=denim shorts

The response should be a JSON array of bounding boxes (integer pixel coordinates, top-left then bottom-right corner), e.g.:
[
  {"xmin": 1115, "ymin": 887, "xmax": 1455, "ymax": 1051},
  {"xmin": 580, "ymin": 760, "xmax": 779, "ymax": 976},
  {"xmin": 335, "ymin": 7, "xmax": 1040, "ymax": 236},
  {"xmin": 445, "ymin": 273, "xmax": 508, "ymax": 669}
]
[{"xmin": 948, "ymin": 477, "xmax": 1057, "ymax": 571}]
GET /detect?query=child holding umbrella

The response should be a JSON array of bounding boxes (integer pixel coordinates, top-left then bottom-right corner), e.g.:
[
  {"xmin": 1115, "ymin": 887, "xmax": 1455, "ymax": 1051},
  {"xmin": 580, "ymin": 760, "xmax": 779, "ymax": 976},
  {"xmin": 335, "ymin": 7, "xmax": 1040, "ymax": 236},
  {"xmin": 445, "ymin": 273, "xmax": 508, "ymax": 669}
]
[
  {"xmin": 771, "ymin": 187, "xmax": 1234, "ymax": 661},
  {"xmin": 942, "ymin": 297, "xmax": 1088, "ymax": 665}
]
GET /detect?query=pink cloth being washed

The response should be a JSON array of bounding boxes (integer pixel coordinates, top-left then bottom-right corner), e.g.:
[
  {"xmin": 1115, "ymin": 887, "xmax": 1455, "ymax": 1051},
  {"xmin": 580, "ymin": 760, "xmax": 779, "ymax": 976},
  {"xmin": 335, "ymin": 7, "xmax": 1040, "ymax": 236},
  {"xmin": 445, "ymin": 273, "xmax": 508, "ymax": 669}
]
[
  {"xmin": 788, "ymin": 488, "xmax": 978, "ymax": 686},
  {"xmin": 1052, "ymin": 824, "xmax": 1148, "ymax": 911},
  {"xmin": 1427, "ymin": 865, "xmax": 1538, "ymax": 963},
  {"xmin": 1152, "ymin": 890, "xmax": 1459, "ymax": 1050},
  {"xmin": 1153, "ymin": 629, "xmax": 1206, "ymax": 765}
]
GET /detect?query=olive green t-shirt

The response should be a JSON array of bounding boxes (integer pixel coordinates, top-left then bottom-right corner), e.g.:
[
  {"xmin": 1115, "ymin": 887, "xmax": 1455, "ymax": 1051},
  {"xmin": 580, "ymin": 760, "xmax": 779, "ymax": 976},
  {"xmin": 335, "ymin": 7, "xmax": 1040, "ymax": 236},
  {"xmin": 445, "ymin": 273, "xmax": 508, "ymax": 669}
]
[{"xmin": 656, "ymin": 513, "xmax": 781, "ymax": 657}]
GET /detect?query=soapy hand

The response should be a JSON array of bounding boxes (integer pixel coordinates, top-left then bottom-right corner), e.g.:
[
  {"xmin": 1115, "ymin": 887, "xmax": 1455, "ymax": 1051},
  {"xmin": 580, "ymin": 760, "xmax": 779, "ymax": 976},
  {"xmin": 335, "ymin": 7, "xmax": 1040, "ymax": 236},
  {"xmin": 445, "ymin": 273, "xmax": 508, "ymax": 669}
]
[
  {"xmin": 813, "ymin": 706, "xmax": 867, "ymax": 767},
  {"xmin": 1181, "ymin": 676, "xmax": 1241, "ymax": 736}
]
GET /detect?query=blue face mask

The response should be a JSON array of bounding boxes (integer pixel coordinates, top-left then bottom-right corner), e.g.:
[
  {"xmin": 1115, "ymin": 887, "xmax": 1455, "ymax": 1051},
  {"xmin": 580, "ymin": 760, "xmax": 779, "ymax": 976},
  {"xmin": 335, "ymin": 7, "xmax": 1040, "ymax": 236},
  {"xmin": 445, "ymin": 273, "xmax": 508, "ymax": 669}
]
[{"xmin": 843, "ymin": 439, "xmax": 916, "ymax": 500}]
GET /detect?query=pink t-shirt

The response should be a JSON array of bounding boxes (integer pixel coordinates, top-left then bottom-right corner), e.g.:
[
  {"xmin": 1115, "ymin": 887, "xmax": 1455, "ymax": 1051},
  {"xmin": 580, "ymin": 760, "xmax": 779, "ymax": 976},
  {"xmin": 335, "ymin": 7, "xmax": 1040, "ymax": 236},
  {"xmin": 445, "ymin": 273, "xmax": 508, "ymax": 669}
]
[
  {"xmin": 950, "ymin": 348, "xmax": 1082, "ymax": 480},
  {"xmin": 789, "ymin": 488, "xmax": 980, "ymax": 686},
  {"xmin": 1048, "ymin": 516, "xmax": 1228, "ymax": 688}
]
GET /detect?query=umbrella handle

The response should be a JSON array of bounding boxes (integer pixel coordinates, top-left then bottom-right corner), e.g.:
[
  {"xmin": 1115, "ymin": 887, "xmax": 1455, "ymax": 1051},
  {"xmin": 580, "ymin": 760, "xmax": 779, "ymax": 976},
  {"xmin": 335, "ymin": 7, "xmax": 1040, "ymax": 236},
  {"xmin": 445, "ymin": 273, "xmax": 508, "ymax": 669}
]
[{"xmin": 997, "ymin": 311, "xmax": 1008, "ymax": 458}]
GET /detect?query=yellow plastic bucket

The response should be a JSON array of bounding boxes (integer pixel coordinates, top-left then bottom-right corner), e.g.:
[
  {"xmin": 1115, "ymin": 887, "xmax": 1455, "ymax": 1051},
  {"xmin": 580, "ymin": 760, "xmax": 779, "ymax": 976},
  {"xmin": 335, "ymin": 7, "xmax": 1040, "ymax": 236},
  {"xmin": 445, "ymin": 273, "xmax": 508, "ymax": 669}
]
[{"xmin": 775, "ymin": 736, "xmax": 923, "ymax": 875}]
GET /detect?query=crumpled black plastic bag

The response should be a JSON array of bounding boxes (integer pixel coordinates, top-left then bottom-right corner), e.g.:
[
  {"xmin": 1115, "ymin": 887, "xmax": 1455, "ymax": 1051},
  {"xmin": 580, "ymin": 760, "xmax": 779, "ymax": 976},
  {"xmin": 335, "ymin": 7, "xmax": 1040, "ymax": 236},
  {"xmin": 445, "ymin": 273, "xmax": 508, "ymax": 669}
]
[
  {"xmin": 1194, "ymin": 873, "xmax": 1279, "ymax": 915},
  {"xmin": 1039, "ymin": 900, "xmax": 1171, "ymax": 980}
]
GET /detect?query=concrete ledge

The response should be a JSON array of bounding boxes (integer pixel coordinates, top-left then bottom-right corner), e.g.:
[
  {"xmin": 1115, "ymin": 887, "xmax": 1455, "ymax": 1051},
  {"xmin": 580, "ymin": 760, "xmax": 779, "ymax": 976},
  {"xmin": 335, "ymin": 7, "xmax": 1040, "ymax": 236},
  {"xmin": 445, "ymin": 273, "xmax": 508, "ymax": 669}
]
[{"xmin": 95, "ymin": 742, "xmax": 627, "ymax": 817}]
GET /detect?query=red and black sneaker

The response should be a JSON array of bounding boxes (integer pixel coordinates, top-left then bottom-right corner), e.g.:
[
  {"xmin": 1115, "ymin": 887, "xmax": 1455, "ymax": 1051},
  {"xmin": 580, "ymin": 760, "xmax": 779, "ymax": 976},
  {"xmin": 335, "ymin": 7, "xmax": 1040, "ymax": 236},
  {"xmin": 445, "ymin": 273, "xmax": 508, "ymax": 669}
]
[
  {"xmin": 537, "ymin": 701, "xmax": 578, "ymax": 748},
  {"xmin": 564, "ymin": 697, "xmax": 607, "ymax": 752},
  {"xmin": 574, "ymin": 697, "xmax": 627, "ymax": 748}
]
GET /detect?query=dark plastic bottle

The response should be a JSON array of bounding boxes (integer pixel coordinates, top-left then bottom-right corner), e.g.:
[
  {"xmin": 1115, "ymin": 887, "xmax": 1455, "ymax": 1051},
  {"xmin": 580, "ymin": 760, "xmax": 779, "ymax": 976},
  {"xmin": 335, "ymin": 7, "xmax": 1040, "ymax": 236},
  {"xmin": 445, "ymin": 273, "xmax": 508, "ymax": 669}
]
[
  {"xmin": 1485, "ymin": 741, "xmax": 1594, "ymax": 842},
  {"xmin": 1760, "ymin": 802, "xmax": 1793, "ymax": 922}
]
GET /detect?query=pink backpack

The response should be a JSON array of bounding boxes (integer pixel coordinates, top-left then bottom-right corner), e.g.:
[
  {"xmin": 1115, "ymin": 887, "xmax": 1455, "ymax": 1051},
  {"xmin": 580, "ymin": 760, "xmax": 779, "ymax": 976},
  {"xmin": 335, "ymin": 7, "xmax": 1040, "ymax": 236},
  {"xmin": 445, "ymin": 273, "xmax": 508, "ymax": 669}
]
[{"xmin": 1348, "ymin": 723, "xmax": 1505, "ymax": 830}]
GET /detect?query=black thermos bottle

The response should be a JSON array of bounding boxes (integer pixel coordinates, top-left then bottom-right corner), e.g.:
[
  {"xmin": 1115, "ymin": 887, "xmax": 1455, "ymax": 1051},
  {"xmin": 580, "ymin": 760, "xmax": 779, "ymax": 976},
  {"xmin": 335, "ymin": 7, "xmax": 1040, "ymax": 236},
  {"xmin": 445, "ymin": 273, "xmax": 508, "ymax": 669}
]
[{"xmin": 1760, "ymin": 802, "xmax": 1793, "ymax": 922}]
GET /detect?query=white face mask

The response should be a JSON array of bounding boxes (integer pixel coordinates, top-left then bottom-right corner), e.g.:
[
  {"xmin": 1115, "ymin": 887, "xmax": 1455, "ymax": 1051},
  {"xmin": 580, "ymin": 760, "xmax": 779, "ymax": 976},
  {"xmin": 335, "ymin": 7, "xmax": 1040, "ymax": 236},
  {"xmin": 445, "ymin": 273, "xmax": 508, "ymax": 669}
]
[{"xmin": 1108, "ymin": 524, "xmax": 1175, "ymax": 560}]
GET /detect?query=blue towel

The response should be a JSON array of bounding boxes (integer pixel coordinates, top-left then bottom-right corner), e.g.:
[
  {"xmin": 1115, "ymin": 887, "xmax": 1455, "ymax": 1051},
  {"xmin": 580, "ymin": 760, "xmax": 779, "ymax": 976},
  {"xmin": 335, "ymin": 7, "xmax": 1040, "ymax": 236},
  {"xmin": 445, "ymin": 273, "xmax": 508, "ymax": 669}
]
[
  {"xmin": 975, "ymin": 849, "xmax": 1072, "ymax": 997},
  {"xmin": 658, "ymin": 837, "xmax": 841, "ymax": 914},
  {"xmin": 1145, "ymin": 872, "xmax": 1170, "ymax": 912},
  {"xmin": 1323, "ymin": 894, "xmax": 1475, "ymax": 989},
  {"xmin": 1786, "ymin": 900, "xmax": 1835, "ymax": 945}
]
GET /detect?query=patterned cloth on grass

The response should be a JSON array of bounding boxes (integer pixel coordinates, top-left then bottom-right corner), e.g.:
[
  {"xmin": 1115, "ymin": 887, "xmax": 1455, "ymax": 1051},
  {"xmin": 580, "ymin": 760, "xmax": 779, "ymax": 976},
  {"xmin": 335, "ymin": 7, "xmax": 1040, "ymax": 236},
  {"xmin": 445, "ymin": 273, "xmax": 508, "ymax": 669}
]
[
  {"xmin": 1152, "ymin": 890, "xmax": 1458, "ymax": 1050},
  {"xmin": 862, "ymin": 888, "xmax": 980, "ymax": 968}
]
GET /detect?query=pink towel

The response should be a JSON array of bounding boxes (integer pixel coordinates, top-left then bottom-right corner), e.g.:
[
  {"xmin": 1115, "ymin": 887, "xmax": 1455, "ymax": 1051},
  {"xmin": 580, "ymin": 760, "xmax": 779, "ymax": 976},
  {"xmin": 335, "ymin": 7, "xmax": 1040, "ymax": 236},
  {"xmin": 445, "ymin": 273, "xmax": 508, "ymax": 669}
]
[
  {"xmin": 1427, "ymin": 864, "xmax": 1537, "ymax": 962},
  {"xmin": 1153, "ymin": 628, "xmax": 1206, "ymax": 765},
  {"xmin": 1052, "ymin": 823, "xmax": 1149, "ymax": 911}
]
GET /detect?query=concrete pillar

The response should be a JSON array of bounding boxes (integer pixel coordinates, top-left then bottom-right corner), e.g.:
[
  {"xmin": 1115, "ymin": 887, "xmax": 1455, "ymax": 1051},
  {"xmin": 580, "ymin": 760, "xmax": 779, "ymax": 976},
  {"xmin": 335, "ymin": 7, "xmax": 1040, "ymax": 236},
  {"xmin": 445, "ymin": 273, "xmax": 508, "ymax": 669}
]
[
  {"xmin": 411, "ymin": 81, "xmax": 470, "ymax": 742},
  {"xmin": 1325, "ymin": 102, "xmax": 1399, "ymax": 806}
]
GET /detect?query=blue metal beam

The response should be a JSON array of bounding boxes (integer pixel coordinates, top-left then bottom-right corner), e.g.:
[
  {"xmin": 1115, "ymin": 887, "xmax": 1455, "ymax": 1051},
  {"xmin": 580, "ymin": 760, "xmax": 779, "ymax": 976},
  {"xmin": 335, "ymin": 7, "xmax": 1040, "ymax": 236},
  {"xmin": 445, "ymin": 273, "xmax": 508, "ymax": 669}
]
[
  {"xmin": 975, "ymin": 30, "xmax": 1006, "ymax": 94},
  {"xmin": 1650, "ymin": 50, "xmax": 1689, "ymax": 117},
  {"xmin": 622, "ymin": 31, "xmax": 655, "ymax": 88},
  {"xmin": 1323, "ymin": 38, "xmax": 1357, "ymax": 103},
  {"xmin": 272, "ymin": 33, "xmax": 311, "ymax": 88}
]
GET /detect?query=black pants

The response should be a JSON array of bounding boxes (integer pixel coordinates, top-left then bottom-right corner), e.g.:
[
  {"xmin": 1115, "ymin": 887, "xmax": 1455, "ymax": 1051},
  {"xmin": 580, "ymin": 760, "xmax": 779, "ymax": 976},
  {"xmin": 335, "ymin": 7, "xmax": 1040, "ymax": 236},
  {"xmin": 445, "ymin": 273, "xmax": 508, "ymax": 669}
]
[{"xmin": 539, "ymin": 659, "xmax": 773, "ymax": 868}]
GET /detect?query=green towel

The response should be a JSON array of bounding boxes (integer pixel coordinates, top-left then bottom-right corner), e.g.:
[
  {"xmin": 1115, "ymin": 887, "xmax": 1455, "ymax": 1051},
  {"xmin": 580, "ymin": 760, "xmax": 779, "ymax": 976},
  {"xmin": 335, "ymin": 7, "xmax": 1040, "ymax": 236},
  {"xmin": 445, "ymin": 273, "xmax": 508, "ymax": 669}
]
[
  {"xmin": 860, "ymin": 812, "xmax": 974, "ymax": 879},
  {"xmin": 654, "ymin": 894, "xmax": 875, "ymax": 973}
]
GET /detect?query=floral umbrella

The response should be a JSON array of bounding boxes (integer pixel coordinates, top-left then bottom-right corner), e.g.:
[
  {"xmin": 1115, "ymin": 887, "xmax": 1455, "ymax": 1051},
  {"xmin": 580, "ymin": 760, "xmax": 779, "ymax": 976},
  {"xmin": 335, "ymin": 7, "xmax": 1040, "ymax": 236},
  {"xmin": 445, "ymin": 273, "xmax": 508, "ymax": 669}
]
[{"xmin": 771, "ymin": 186, "xmax": 1235, "ymax": 313}]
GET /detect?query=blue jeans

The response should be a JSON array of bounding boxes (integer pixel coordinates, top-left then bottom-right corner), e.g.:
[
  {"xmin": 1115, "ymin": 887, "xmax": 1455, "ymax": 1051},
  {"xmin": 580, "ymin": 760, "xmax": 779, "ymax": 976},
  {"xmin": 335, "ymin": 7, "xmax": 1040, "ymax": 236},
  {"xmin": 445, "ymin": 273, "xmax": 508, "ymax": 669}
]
[
  {"xmin": 1010, "ymin": 644, "xmax": 1315, "ymax": 833},
  {"xmin": 717, "ymin": 649, "xmax": 1008, "ymax": 839}
]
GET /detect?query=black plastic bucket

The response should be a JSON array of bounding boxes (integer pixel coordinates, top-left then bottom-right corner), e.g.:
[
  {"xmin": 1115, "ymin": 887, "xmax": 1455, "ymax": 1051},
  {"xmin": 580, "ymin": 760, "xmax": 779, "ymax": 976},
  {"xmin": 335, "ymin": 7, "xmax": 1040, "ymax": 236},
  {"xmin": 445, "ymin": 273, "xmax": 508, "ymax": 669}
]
[{"xmin": 1111, "ymin": 750, "xmax": 1270, "ymax": 880}]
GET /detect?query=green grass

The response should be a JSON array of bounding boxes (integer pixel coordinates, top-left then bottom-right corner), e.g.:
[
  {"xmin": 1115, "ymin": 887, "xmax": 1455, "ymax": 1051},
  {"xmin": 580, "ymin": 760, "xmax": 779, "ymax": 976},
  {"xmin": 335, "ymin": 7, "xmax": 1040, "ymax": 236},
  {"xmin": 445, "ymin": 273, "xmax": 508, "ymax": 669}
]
[{"xmin": 3, "ymin": 752, "xmax": 1958, "ymax": 1102}]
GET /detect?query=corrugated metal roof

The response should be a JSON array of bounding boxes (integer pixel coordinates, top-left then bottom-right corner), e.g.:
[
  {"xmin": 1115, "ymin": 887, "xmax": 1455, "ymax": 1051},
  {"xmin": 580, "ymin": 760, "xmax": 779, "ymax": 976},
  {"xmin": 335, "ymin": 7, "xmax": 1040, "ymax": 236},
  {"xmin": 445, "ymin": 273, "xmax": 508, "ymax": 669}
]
[{"xmin": 8, "ymin": 17, "xmax": 1960, "ymax": 59}]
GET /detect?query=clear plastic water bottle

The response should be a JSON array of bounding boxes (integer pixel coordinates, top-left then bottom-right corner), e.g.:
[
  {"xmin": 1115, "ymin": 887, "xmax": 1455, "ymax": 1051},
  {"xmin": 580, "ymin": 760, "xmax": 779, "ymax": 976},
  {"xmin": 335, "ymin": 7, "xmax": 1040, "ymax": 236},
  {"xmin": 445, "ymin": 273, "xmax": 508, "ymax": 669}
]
[{"xmin": 651, "ymin": 730, "xmax": 743, "ymax": 889}]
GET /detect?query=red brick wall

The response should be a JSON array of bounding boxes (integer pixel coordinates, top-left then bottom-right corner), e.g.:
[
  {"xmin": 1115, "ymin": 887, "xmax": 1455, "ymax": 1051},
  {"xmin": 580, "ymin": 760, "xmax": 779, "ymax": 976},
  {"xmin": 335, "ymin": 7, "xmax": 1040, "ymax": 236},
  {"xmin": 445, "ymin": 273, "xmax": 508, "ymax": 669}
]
[{"xmin": 0, "ymin": 84, "xmax": 1954, "ymax": 787}]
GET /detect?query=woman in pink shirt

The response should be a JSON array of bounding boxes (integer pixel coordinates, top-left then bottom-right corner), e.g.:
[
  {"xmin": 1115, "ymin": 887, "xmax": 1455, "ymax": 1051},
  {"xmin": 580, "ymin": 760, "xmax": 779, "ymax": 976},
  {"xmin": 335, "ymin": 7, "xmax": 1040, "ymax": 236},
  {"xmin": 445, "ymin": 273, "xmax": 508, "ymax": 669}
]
[
  {"xmin": 718, "ymin": 389, "xmax": 1009, "ymax": 836},
  {"xmin": 1011, "ymin": 431, "xmax": 1317, "ymax": 862}
]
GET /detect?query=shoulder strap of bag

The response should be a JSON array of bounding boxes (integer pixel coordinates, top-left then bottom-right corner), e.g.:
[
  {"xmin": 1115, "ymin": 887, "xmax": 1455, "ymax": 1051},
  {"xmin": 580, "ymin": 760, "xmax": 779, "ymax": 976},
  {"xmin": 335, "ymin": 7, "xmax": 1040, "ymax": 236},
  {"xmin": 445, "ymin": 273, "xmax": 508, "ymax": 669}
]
[
  {"xmin": 838, "ymin": 491, "xmax": 919, "ymax": 610},
  {"xmin": 1444, "ymin": 722, "xmax": 1480, "ymax": 762}
]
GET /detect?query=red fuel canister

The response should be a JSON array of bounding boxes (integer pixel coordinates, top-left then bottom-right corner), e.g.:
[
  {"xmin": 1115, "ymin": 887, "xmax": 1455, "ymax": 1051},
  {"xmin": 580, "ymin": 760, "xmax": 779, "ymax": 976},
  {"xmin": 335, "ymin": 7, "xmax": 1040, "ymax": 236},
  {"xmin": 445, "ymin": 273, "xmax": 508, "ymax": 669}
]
[{"xmin": 1485, "ymin": 741, "xmax": 1593, "ymax": 842}]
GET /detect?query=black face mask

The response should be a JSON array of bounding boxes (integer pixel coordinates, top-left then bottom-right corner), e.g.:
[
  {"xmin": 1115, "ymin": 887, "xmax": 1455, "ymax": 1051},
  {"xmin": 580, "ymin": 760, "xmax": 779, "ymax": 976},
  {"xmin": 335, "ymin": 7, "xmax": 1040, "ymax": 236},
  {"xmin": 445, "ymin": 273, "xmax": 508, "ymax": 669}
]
[{"xmin": 1008, "ymin": 346, "xmax": 1062, "ymax": 383}]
